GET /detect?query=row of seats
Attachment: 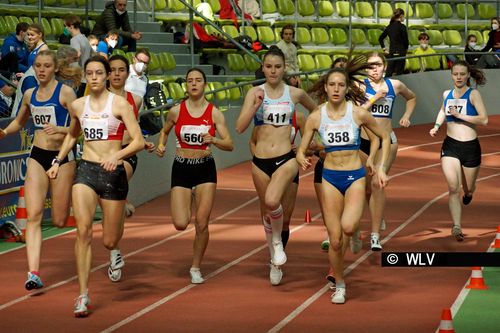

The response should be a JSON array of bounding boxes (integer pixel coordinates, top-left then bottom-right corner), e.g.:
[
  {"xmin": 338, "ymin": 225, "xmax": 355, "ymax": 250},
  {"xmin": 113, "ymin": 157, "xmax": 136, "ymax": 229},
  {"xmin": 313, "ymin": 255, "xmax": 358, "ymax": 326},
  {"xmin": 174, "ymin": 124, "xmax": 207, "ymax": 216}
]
[
  {"xmin": 112, "ymin": 48, "xmax": 177, "ymax": 74},
  {"xmin": 1, "ymin": 0, "xmax": 87, "ymax": 6},
  {"xmin": 205, "ymin": 24, "xmax": 491, "ymax": 49},
  {"xmin": 151, "ymin": 0, "xmax": 497, "ymax": 21},
  {"xmin": 0, "ymin": 15, "xmax": 96, "ymax": 38}
]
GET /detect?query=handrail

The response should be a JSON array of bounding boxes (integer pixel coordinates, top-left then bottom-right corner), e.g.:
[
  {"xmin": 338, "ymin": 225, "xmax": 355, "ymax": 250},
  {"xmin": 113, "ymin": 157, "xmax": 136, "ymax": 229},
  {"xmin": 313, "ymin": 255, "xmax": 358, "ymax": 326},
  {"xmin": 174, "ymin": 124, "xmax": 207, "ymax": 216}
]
[
  {"xmin": 176, "ymin": 0, "xmax": 262, "ymax": 64},
  {"xmin": 0, "ymin": 74, "xmax": 17, "ymax": 89}
]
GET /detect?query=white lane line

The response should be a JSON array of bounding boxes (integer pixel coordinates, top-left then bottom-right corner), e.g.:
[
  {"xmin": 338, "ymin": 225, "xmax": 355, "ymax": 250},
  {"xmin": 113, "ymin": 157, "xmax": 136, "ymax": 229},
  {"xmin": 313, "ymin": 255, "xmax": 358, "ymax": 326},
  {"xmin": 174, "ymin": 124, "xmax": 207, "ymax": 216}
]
[
  {"xmin": 100, "ymin": 218, "xmax": 317, "ymax": 333},
  {"xmin": 268, "ymin": 172, "xmax": 500, "ymax": 333},
  {"xmin": 397, "ymin": 133, "xmax": 500, "ymax": 152}
]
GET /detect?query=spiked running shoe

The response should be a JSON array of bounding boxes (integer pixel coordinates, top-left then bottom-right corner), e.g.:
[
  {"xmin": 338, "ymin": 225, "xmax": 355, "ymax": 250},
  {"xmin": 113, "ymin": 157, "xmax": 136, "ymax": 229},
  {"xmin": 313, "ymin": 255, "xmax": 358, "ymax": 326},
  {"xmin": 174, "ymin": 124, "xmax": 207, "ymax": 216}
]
[
  {"xmin": 452, "ymin": 225, "xmax": 464, "ymax": 242},
  {"xmin": 25, "ymin": 272, "xmax": 43, "ymax": 290},
  {"xmin": 74, "ymin": 294, "xmax": 91, "ymax": 317},
  {"xmin": 4, "ymin": 221, "xmax": 25, "ymax": 243},
  {"xmin": 326, "ymin": 267, "xmax": 336, "ymax": 290},
  {"xmin": 320, "ymin": 239, "xmax": 330, "ymax": 252},
  {"xmin": 331, "ymin": 287, "xmax": 346, "ymax": 304},
  {"xmin": 190, "ymin": 268, "xmax": 205, "ymax": 284},
  {"xmin": 370, "ymin": 234, "xmax": 382, "ymax": 251},
  {"xmin": 380, "ymin": 218, "xmax": 387, "ymax": 231},
  {"xmin": 462, "ymin": 194, "xmax": 473, "ymax": 206},
  {"xmin": 269, "ymin": 263, "xmax": 283, "ymax": 286},
  {"xmin": 108, "ymin": 250, "xmax": 125, "ymax": 282},
  {"xmin": 272, "ymin": 241, "xmax": 287, "ymax": 266}
]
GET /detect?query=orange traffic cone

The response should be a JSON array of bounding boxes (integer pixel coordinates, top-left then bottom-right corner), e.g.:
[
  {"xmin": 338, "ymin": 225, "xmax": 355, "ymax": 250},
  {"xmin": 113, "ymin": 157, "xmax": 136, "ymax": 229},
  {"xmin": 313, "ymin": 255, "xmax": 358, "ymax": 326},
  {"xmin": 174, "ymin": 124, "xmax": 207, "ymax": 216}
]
[
  {"xmin": 465, "ymin": 267, "xmax": 488, "ymax": 290},
  {"xmin": 305, "ymin": 209, "xmax": 311, "ymax": 223},
  {"xmin": 7, "ymin": 187, "xmax": 27, "ymax": 243},
  {"xmin": 438, "ymin": 308, "xmax": 454, "ymax": 333},
  {"xmin": 65, "ymin": 207, "xmax": 76, "ymax": 227},
  {"xmin": 491, "ymin": 226, "xmax": 500, "ymax": 249}
]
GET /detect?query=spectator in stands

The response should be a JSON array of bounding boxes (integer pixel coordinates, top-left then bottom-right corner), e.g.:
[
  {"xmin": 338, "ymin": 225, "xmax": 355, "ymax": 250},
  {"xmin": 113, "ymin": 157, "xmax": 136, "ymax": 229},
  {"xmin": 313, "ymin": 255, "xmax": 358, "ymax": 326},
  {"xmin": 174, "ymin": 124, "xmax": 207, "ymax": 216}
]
[
  {"xmin": 477, "ymin": 17, "xmax": 500, "ymax": 69},
  {"xmin": 413, "ymin": 32, "xmax": 437, "ymax": 71},
  {"xmin": 0, "ymin": 22, "xmax": 30, "ymax": 74},
  {"xmin": 276, "ymin": 25, "xmax": 300, "ymax": 87},
  {"xmin": 88, "ymin": 35, "xmax": 99, "ymax": 53},
  {"xmin": 92, "ymin": 0, "xmax": 142, "ymax": 52},
  {"xmin": 55, "ymin": 46, "xmax": 82, "ymax": 92},
  {"xmin": 464, "ymin": 34, "xmax": 481, "ymax": 66},
  {"xmin": 96, "ymin": 30, "xmax": 119, "ymax": 59},
  {"xmin": 379, "ymin": 8, "xmax": 409, "ymax": 77},
  {"xmin": 125, "ymin": 48, "xmax": 150, "ymax": 98},
  {"xmin": 64, "ymin": 15, "xmax": 92, "ymax": 97},
  {"xmin": 0, "ymin": 79, "xmax": 15, "ymax": 118},
  {"xmin": 27, "ymin": 24, "xmax": 49, "ymax": 68}
]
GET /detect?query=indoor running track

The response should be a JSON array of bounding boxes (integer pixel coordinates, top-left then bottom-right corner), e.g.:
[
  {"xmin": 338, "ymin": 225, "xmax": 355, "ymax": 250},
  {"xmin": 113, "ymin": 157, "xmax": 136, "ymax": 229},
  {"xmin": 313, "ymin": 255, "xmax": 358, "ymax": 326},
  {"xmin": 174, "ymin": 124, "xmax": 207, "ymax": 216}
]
[{"xmin": 1, "ymin": 117, "xmax": 499, "ymax": 333}]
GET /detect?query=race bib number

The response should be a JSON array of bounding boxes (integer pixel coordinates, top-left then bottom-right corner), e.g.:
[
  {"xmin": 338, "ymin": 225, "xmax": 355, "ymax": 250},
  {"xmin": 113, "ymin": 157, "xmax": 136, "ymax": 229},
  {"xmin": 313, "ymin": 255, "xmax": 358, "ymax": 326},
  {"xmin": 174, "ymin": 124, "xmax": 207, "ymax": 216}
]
[
  {"xmin": 180, "ymin": 125, "xmax": 210, "ymax": 145},
  {"xmin": 31, "ymin": 105, "xmax": 57, "ymax": 127},
  {"xmin": 323, "ymin": 123, "xmax": 354, "ymax": 146},
  {"xmin": 83, "ymin": 118, "xmax": 108, "ymax": 141},
  {"xmin": 369, "ymin": 95, "xmax": 393, "ymax": 117},
  {"xmin": 445, "ymin": 98, "xmax": 467, "ymax": 116},
  {"xmin": 263, "ymin": 104, "xmax": 292, "ymax": 126}
]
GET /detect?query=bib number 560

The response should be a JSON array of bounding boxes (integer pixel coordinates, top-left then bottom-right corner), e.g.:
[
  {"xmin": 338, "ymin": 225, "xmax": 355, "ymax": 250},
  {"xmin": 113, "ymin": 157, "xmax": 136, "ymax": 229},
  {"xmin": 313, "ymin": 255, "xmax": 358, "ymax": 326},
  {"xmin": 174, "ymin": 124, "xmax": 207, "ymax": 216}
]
[{"xmin": 183, "ymin": 133, "xmax": 203, "ymax": 144}]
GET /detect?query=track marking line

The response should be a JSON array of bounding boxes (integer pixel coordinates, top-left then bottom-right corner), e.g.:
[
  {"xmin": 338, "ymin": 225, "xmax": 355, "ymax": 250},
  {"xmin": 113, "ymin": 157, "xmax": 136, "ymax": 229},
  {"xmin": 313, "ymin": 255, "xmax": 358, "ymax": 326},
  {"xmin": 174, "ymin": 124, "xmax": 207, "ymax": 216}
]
[{"xmin": 268, "ymin": 172, "xmax": 500, "ymax": 333}]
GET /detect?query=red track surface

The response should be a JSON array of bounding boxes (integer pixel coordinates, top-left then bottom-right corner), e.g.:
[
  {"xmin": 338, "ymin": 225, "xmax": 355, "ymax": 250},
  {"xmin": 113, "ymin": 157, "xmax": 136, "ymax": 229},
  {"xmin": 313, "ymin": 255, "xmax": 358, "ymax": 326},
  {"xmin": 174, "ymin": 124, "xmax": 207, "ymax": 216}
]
[{"xmin": 1, "ymin": 117, "xmax": 499, "ymax": 332}]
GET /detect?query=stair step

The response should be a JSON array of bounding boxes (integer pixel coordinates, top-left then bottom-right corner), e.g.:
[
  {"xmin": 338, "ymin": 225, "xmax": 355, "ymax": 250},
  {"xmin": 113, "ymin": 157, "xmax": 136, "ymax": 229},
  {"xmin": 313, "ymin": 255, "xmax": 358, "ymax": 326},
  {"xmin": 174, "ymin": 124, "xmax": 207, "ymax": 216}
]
[
  {"xmin": 134, "ymin": 21, "xmax": 163, "ymax": 33},
  {"xmin": 138, "ymin": 42, "xmax": 190, "ymax": 53},
  {"xmin": 139, "ymin": 32, "xmax": 172, "ymax": 43}
]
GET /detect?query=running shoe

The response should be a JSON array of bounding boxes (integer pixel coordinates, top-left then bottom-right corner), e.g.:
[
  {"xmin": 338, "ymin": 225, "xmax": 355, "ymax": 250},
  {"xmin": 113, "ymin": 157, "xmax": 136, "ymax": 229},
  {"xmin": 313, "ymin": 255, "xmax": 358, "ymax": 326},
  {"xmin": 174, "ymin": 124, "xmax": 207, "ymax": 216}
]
[
  {"xmin": 125, "ymin": 202, "xmax": 136, "ymax": 217},
  {"xmin": 320, "ymin": 239, "xmax": 330, "ymax": 252},
  {"xmin": 272, "ymin": 241, "xmax": 287, "ymax": 266},
  {"xmin": 452, "ymin": 225, "xmax": 464, "ymax": 242},
  {"xmin": 370, "ymin": 234, "xmax": 382, "ymax": 251},
  {"xmin": 74, "ymin": 294, "xmax": 91, "ymax": 317},
  {"xmin": 108, "ymin": 250, "xmax": 124, "ymax": 282},
  {"xmin": 331, "ymin": 287, "xmax": 346, "ymax": 304},
  {"xmin": 350, "ymin": 229, "xmax": 362, "ymax": 254},
  {"xmin": 462, "ymin": 194, "xmax": 473, "ymax": 206},
  {"xmin": 25, "ymin": 272, "xmax": 43, "ymax": 290},
  {"xmin": 269, "ymin": 263, "xmax": 283, "ymax": 286},
  {"xmin": 380, "ymin": 218, "xmax": 387, "ymax": 231},
  {"xmin": 190, "ymin": 268, "xmax": 205, "ymax": 284},
  {"xmin": 3, "ymin": 221, "xmax": 25, "ymax": 243}
]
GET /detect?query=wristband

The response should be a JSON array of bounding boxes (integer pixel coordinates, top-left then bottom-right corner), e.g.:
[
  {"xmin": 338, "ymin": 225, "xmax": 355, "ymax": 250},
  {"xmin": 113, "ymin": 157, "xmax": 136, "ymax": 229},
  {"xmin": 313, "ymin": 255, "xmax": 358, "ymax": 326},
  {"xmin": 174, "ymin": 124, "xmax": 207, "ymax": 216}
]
[
  {"xmin": 368, "ymin": 97, "xmax": 376, "ymax": 104},
  {"xmin": 51, "ymin": 157, "xmax": 62, "ymax": 165},
  {"xmin": 434, "ymin": 123, "xmax": 441, "ymax": 129}
]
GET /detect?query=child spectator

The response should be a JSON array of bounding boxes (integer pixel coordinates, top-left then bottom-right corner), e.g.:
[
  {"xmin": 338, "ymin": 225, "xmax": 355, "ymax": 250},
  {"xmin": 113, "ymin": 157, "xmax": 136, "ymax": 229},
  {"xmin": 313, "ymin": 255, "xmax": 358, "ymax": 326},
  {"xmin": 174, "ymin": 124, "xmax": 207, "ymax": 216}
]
[
  {"xmin": 96, "ymin": 30, "xmax": 119, "ymax": 59},
  {"xmin": 413, "ymin": 32, "xmax": 438, "ymax": 71}
]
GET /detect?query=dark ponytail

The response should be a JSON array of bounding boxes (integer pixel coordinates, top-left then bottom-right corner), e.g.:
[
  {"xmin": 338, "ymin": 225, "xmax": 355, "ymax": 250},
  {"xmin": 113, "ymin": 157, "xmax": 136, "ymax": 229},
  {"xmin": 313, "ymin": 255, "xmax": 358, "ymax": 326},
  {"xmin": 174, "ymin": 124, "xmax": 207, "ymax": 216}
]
[
  {"xmin": 452, "ymin": 60, "xmax": 487, "ymax": 86},
  {"xmin": 263, "ymin": 45, "xmax": 285, "ymax": 63},
  {"xmin": 390, "ymin": 8, "xmax": 405, "ymax": 24}
]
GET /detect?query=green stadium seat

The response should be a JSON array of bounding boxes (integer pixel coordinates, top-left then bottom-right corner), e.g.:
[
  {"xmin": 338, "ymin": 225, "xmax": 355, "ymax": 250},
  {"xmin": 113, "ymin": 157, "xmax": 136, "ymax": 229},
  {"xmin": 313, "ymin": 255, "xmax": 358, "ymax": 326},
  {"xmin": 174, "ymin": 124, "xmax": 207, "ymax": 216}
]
[
  {"xmin": 437, "ymin": 3, "xmax": 453, "ymax": 19},
  {"xmin": 208, "ymin": 82, "xmax": 226, "ymax": 101},
  {"xmin": 167, "ymin": 82, "xmax": 185, "ymax": 100},
  {"xmin": 19, "ymin": 17, "xmax": 34, "ymax": 25},
  {"xmin": 355, "ymin": 2, "xmax": 374, "ymax": 18},
  {"xmin": 75, "ymin": 0, "xmax": 86, "ymax": 6},
  {"xmin": 244, "ymin": 54, "xmax": 261, "ymax": 72},
  {"xmin": 415, "ymin": 3, "xmax": 434, "ymax": 19},
  {"xmin": 336, "ymin": 1, "xmax": 353, "ymax": 17},
  {"xmin": 257, "ymin": 26, "xmax": 275, "ymax": 44},
  {"xmin": 205, "ymin": 24, "xmax": 220, "ymax": 36},
  {"xmin": 405, "ymin": 57, "xmax": 421, "ymax": 72},
  {"xmin": 408, "ymin": 29, "xmax": 420, "ymax": 46},
  {"xmin": 158, "ymin": 52, "xmax": 176, "ymax": 71},
  {"xmin": 227, "ymin": 53, "xmax": 246, "ymax": 72},
  {"xmin": 442, "ymin": 30, "xmax": 462, "ymax": 47},
  {"xmin": 298, "ymin": 0, "xmax": 315, "ymax": 17},
  {"xmin": 59, "ymin": 0, "xmax": 75, "ymax": 5},
  {"xmin": 457, "ymin": 4, "xmax": 475, "ymax": 19},
  {"xmin": 315, "ymin": 54, "xmax": 332, "ymax": 69},
  {"xmin": 329, "ymin": 28, "xmax": 347, "ymax": 45},
  {"xmin": 240, "ymin": 26, "xmax": 257, "ymax": 42},
  {"xmin": 299, "ymin": 79, "xmax": 313, "ymax": 91},
  {"xmin": 148, "ymin": 53, "xmax": 161, "ymax": 72},
  {"xmin": 298, "ymin": 54, "xmax": 315, "ymax": 71},
  {"xmin": 351, "ymin": 29, "xmax": 366, "ymax": 45},
  {"xmin": 262, "ymin": 0, "xmax": 277, "ymax": 14},
  {"xmin": 482, "ymin": 30, "xmax": 490, "ymax": 44},
  {"xmin": 377, "ymin": 2, "xmax": 393, "ymax": 19},
  {"xmin": 277, "ymin": 0, "xmax": 295, "ymax": 16},
  {"xmin": 33, "ymin": 17, "xmax": 53, "ymax": 36},
  {"xmin": 51, "ymin": 18, "xmax": 65, "ymax": 37},
  {"xmin": 112, "ymin": 48, "xmax": 126, "ymax": 56},
  {"xmin": 468, "ymin": 30, "xmax": 484, "ymax": 46},
  {"xmin": 478, "ymin": 4, "xmax": 496, "ymax": 20},
  {"xmin": 125, "ymin": 52, "xmax": 134, "ymax": 64},
  {"xmin": 311, "ymin": 27, "xmax": 329, "ymax": 45},
  {"xmin": 367, "ymin": 29, "xmax": 383, "ymax": 46},
  {"xmin": 274, "ymin": 27, "xmax": 282, "ymax": 42},
  {"xmin": 4, "ymin": 16, "xmax": 19, "ymax": 33},
  {"xmin": 425, "ymin": 55, "xmax": 441, "ymax": 71},
  {"xmin": 395, "ymin": 3, "xmax": 413, "ymax": 17},
  {"xmin": 426, "ymin": 30, "xmax": 443, "ymax": 46},
  {"xmin": 150, "ymin": 0, "xmax": 167, "ymax": 11},
  {"xmin": 296, "ymin": 27, "xmax": 312, "ymax": 45},
  {"xmin": 224, "ymin": 82, "xmax": 242, "ymax": 101},
  {"xmin": 222, "ymin": 25, "xmax": 239, "ymax": 39},
  {"xmin": 0, "ymin": 17, "xmax": 7, "ymax": 36},
  {"xmin": 207, "ymin": 0, "xmax": 220, "ymax": 13},
  {"xmin": 318, "ymin": 1, "xmax": 334, "ymax": 17},
  {"xmin": 168, "ymin": 0, "xmax": 187, "ymax": 12}
]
